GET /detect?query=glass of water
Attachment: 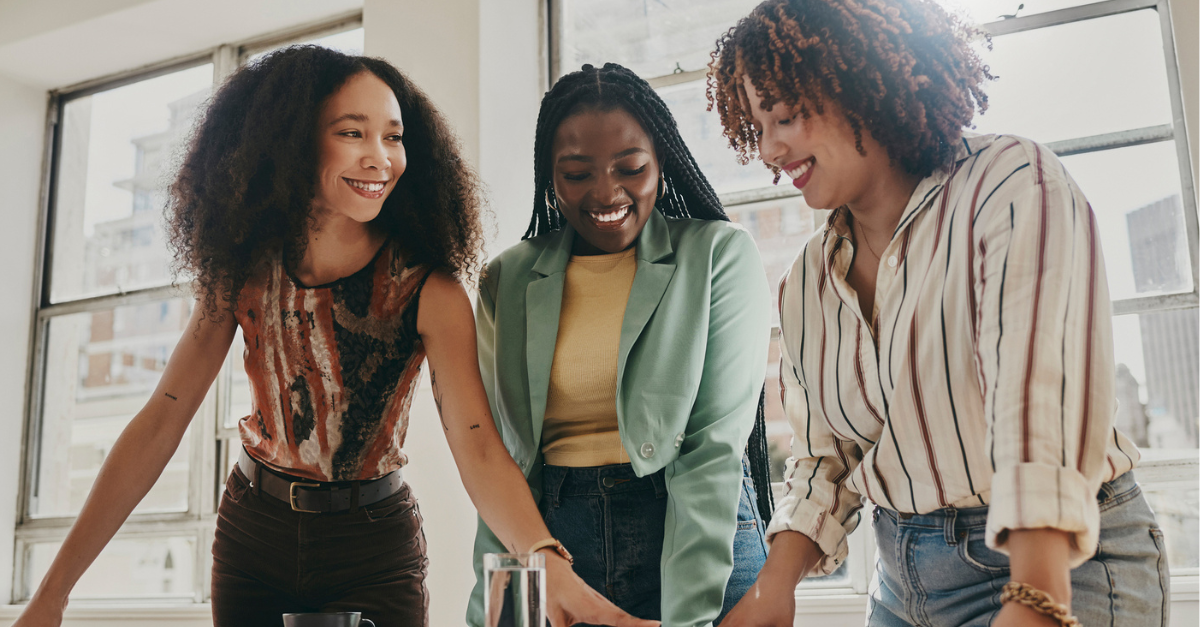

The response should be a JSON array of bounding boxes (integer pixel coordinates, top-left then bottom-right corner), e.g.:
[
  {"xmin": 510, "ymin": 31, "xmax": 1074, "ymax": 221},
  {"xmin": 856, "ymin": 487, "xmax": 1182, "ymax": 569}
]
[{"xmin": 483, "ymin": 552, "xmax": 546, "ymax": 627}]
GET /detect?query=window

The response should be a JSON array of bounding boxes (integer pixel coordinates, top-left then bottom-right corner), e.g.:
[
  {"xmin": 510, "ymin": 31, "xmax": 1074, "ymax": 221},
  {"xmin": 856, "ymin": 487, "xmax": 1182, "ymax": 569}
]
[
  {"xmin": 18, "ymin": 16, "xmax": 363, "ymax": 604},
  {"xmin": 552, "ymin": 0, "xmax": 1199, "ymax": 601}
]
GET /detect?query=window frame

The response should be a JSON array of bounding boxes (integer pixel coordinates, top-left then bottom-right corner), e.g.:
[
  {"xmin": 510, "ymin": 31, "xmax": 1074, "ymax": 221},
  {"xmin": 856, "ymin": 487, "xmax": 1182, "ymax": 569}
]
[
  {"xmin": 15, "ymin": 12, "xmax": 363, "ymax": 605},
  {"xmin": 549, "ymin": 0, "xmax": 1200, "ymax": 602}
]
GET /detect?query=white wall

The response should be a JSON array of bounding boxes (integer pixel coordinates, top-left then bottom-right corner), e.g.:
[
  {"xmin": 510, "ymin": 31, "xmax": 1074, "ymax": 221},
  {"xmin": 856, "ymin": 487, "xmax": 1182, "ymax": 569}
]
[
  {"xmin": 362, "ymin": 1, "xmax": 544, "ymax": 624},
  {"xmin": 0, "ymin": 72, "xmax": 46, "ymax": 612},
  {"xmin": 0, "ymin": 0, "xmax": 361, "ymax": 90}
]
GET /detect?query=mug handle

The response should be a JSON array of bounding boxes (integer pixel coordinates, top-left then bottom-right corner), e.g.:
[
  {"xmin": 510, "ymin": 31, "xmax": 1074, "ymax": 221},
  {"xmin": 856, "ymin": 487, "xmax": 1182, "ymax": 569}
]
[{"xmin": 361, "ymin": 621, "xmax": 375, "ymax": 627}]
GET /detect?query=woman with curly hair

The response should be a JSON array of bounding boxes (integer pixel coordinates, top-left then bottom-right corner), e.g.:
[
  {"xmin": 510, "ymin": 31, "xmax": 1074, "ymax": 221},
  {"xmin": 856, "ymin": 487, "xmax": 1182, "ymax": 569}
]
[
  {"xmin": 14, "ymin": 47, "xmax": 653, "ymax": 627},
  {"xmin": 469, "ymin": 62, "xmax": 773, "ymax": 627},
  {"xmin": 708, "ymin": 1, "xmax": 1168, "ymax": 626}
]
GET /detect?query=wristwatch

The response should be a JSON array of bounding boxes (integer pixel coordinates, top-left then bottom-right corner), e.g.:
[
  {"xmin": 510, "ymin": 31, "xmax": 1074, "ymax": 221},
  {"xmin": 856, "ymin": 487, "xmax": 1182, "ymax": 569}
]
[{"xmin": 529, "ymin": 537, "xmax": 574, "ymax": 565}]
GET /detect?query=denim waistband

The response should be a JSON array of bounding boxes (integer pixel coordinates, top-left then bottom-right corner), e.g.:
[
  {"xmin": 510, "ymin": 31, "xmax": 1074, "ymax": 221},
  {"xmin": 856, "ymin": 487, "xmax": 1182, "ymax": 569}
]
[
  {"xmin": 875, "ymin": 470, "xmax": 1138, "ymax": 537},
  {"xmin": 541, "ymin": 464, "xmax": 667, "ymax": 501}
]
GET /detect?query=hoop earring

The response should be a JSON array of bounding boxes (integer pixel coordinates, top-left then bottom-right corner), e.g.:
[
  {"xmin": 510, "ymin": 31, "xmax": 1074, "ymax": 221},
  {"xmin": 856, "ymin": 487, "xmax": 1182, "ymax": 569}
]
[
  {"xmin": 657, "ymin": 172, "xmax": 666, "ymax": 201},
  {"xmin": 544, "ymin": 188, "xmax": 559, "ymax": 213}
]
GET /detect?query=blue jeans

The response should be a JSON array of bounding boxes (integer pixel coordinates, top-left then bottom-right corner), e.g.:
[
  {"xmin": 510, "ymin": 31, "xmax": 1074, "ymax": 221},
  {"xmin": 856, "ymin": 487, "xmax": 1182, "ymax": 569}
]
[
  {"xmin": 540, "ymin": 458, "xmax": 768, "ymax": 626},
  {"xmin": 868, "ymin": 471, "xmax": 1171, "ymax": 626}
]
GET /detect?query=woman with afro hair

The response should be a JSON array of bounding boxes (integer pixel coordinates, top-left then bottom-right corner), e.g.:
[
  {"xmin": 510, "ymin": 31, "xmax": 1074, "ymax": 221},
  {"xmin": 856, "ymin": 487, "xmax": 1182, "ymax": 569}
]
[
  {"xmin": 709, "ymin": 1, "xmax": 1168, "ymax": 626},
  {"xmin": 13, "ymin": 46, "xmax": 654, "ymax": 627}
]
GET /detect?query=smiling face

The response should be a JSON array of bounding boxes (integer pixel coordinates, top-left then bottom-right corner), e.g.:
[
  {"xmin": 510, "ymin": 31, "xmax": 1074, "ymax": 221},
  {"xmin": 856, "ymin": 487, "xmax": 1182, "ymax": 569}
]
[
  {"xmin": 550, "ymin": 107, "xmax": 660, "ymax": 255},
  {"xmin": 742, "ymin": 80, "xmax": 892, "ymax": 212},
  {"xmin": 312, "ymin": 71, "xmax": 406, "ymax": 224}
]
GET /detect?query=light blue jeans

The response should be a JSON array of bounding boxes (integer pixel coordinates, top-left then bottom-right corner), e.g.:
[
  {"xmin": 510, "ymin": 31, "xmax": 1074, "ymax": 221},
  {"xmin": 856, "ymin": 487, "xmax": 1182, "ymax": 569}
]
[{"xmin": 868, "ymin": 471, "xmax": 1171, "ymax": 626}]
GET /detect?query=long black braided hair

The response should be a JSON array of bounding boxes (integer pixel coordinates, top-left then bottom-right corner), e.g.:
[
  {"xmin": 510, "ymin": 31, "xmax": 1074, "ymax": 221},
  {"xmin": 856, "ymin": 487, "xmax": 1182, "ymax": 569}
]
[{"xmin": 527, "ymin": 62, "xmax": 774, "ymax": 524}]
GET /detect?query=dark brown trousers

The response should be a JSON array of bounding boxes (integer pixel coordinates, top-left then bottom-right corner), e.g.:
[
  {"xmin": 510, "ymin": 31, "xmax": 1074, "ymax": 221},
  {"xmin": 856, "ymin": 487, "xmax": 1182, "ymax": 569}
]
[{"xmin": 211, "ymin": 467, "xmax": 429, "ymax": 627}]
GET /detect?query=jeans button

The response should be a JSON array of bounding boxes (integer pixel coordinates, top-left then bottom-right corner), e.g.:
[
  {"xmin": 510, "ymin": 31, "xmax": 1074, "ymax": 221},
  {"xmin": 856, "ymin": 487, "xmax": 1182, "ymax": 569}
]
[
  {"xmin": 639, "ymin": 442, "xmax": 655, "ymax": 459},
  {"xmin": 602, "ymin": 477, "xmax": 615, "ymax": 488}
]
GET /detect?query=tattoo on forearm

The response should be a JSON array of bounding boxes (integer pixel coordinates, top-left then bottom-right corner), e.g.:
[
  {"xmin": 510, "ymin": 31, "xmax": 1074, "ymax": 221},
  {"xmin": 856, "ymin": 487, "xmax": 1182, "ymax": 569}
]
[
  {"xmin": 470, "ymin": 424, "xmax": 480, "ymax": 430},
  {"xmin": 431, "ymin": 370, "xmax": 448, "ymax": 431},
  {"xmin": 164, "ymin": 393, "xmax": 178, "ymax": 401}
]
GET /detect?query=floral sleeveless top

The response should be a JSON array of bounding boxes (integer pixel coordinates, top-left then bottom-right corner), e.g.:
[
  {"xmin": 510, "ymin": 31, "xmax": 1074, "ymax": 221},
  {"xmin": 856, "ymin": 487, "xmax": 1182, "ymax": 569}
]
[{"xmin": 235, "ymin": 241, "xmax": 432, "ymax": 482}]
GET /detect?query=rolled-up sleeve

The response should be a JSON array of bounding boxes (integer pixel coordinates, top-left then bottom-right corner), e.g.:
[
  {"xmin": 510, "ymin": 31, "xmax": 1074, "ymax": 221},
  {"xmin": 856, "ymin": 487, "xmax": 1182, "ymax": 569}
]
[
  {"xmin": 765, "ymin": 255, "xmax": 864, "ymax": 576},
  {"xmin": 973, "ymin": 149, "xmax": 1117, "ymax": 566}
]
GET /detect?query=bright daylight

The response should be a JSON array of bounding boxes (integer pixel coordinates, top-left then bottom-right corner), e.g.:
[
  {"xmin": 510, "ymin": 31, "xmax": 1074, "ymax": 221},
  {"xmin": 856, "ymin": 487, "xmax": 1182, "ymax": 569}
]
[{"xmin": 0, "ymin": 0, "xmax": 1195, "ymax": 626}]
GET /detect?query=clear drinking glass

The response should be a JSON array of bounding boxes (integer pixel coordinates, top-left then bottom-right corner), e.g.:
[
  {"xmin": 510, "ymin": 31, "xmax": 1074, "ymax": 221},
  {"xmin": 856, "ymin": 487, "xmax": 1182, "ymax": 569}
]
[{"xmin": 483, "ymin": 553, "xmax": 546, "ymax": 627}]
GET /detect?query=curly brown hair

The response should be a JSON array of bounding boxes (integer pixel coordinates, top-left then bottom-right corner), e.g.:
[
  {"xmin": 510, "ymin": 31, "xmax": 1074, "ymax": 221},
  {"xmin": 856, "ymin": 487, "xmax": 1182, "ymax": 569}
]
[
  {"xmin": 167, "ymin": 46, "xmax": 486, "ymax": 321},
  {"xmin": 707, "ymin": 0, "xmax": 994, "ymax": 179}
]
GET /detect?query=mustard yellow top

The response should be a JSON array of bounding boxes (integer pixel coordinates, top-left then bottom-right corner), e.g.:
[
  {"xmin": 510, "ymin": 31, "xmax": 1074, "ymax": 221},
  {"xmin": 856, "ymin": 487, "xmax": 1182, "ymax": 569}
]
[{"xmin": 541, "ymin": 248, "xmax": 637, "ymax": 466}]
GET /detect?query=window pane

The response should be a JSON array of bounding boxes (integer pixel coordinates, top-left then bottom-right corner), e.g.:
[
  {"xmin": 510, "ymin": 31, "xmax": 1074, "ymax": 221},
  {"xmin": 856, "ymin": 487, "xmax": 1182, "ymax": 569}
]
[
  {"xmin": 972, "ymin": 9, "xmax": 1173, "ymax": 144},
  {"xmin": 765, "ymin": 334, "xmax": 790, "ymax": 483},
  {"xmin": 1141, "ymin": 484, "xmax": 1199, "ymax": 570},
  {"xmin": 245, "ymin": 27, "xmax": 364, "ymax": 64},
  {"xmin": 34, "ymin": 299, "xmax": 194, "ymax": 517},
  {"xmin": 726, "ymin": 196, "xmax": 822, "ymax": 327},
  {"xmin": 1058, "ymin": 142, "xmax": 1192, "ymax": 302},
  {"xmin": 558, "ymin": 0, "xmax": 760, "ymax": 78},
  {"xmin": 24, "ymin": 536, "xmax": 196, "ymax": 601},
  {"xmin": 1113, "ymin": 311, "xmax": 1199, "ymax": 450},
  {"xmin": 49, "ymin": 64, "xmax": 213, "ymax": 303},
  {"xmin": 660, "ymin": 79, "xmax": 775, "ymax": 196}
]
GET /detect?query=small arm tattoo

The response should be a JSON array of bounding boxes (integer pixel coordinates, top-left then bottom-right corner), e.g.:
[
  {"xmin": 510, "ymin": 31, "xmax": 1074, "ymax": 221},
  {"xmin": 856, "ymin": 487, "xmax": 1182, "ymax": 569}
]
[
  {"xmin": 431, "ymin": 370, "xmax": 448, "ymax": 431},
  {"xmin": 164, "ymin": 393, "xmax": 178, "ymax": 401},
  {"xmin": 470, "ymin": 424, "xmax": 480, "ymax": 430}
]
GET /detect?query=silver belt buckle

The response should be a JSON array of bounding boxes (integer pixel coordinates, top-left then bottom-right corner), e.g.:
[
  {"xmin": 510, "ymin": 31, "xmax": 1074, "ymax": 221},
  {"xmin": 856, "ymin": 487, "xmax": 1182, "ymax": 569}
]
[{"xmin": 289, "ymin": 481, "xmax": 322, "ymax": 513}]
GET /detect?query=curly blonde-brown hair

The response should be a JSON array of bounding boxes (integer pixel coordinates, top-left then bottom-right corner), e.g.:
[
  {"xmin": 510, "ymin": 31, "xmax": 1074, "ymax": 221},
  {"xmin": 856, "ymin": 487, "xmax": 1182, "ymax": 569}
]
[{"xmin": 707, "ymin": 0, "xmax": 994, "ymax": 179}]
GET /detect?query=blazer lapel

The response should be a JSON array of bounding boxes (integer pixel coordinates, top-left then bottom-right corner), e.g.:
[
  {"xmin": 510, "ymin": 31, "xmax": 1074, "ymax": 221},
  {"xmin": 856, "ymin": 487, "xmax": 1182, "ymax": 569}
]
[
  {"xmin": 525, "ymin": 227, "xmax": 573, "ymax": 444},
  {"xmin": 617, "ymin": 210, "xmax": 676, "ymax": 383}
]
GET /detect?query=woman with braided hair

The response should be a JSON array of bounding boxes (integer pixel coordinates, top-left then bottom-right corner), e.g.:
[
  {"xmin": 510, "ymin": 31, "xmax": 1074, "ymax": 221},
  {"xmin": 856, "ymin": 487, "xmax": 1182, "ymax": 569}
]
[
  {"xmin": 469, "ymin": 62, "xmax": 773, "ymax": 626},
  {"xmin": 709, "ymin": 1, "xmax": 1168, "ymax": 626}
]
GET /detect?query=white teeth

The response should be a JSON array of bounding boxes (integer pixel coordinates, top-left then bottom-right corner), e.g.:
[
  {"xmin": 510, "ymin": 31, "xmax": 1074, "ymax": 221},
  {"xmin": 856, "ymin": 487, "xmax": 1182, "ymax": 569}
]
[
  {"xmin": 785, "ymin": 158, "xmax": 815, "ymax": 180},
  {"xmin": 347, "ymin": 179, "xmax": 385, "ymax": 192},
  {"xmin": 591, "ymin": 207, "xmax": 630, "ymax": 223}
]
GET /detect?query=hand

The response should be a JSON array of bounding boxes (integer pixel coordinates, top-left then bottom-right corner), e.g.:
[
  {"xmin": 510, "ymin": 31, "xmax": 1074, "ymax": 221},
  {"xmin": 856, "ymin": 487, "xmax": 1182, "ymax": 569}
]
[
  {"xmin": 543, "ymin": 553, "xmax": 659, "ymax": 627},
  {"xmin": 716, "ymin": 574, "xmax": 796, "ymax": 627},
  {"xmin": 992, "ymin": 601, "xmax": 1064, "ymax": 627},
  {"xmin": 12, "ymin": 592, "xmax": 66, "ymax": 627}
]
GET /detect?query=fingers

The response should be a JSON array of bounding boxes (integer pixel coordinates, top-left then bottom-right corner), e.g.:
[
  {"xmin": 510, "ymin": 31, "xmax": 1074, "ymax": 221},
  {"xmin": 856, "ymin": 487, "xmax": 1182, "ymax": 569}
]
[
  {"xmin": 598, "ymin": 605, "xmax": 659, "ymax": 627},
  {"xmin": 614, "ymin": 617, "xmax": 661, "ymax": 627}
]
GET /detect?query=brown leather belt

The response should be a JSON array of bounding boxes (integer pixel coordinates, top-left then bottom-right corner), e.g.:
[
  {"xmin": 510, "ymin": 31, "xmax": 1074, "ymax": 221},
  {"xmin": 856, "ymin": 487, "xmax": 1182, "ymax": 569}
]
[{"xmin": 237, "ymin": 449, "xmax": 404, "ymax": 514}]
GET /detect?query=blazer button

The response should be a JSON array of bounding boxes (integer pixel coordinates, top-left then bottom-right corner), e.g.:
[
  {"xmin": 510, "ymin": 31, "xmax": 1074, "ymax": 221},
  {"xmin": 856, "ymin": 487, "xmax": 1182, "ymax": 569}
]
[
  {"xmin": 640, "ymin": 442, "xmax": 655, "ymax": 459},
  {"xmin": 674, "ymin": 433, "xmax": 684, "ymax": 448}
]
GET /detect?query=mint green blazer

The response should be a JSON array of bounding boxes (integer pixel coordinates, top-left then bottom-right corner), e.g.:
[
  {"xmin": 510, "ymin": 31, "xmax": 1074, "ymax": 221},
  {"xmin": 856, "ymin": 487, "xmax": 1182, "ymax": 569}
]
[{"xmin": 468, "ymin": 209, "xmax": 771, "ymax": 627}]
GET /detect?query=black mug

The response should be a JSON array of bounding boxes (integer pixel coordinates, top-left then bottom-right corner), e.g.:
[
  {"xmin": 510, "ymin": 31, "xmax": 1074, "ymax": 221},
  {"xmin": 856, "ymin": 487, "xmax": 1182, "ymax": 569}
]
[{"xmin": 282, "ymin": 612, "xmax": 375, "ymax": 627}]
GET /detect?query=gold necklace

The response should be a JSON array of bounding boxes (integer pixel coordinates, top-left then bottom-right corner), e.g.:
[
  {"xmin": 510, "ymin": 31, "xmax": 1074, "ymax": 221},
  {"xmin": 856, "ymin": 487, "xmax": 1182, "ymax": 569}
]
[{"xmin": 854, "ymin": 219, "xmax": 883, "ymax": 262}]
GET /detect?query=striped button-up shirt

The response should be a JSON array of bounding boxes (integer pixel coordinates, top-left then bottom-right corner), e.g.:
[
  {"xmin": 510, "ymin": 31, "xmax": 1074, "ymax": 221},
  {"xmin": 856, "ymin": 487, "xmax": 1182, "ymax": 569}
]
[{"xmin": 766, "ymin": 133, "xmax": 1139, "ymax": 574}]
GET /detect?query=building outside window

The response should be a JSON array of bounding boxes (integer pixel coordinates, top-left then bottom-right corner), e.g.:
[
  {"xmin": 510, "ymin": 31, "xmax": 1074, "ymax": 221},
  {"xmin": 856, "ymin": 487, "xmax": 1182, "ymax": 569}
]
[
  {"xmin": 17, "ymin": 17, "xmax": 363, "ymax": 604},
  {"xmin": 553, "ymin": 0, "xmax": 1198, "ymax": 600}
]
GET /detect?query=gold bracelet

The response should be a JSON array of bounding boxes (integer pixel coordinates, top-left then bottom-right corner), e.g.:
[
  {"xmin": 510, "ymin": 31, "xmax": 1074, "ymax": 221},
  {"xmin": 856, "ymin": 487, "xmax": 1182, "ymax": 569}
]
[
  {"xmin": 528, "ymin": 537, "xmax": 574, "ymax": 565},
  {"xmin": 1000, "ymin": 581, "xmax": 1082, "ymax": 627}
]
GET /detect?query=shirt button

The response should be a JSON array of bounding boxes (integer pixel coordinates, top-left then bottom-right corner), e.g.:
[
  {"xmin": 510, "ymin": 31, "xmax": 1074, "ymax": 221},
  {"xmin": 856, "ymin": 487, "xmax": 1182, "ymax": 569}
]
[
  {"xmin": 674, "ymin": 433, "xmax": 684, "ymax": 448},
  {"xmin": 640, "ymin": 442, "xmax": 656, "ymax": 459},
  {"xmin": 887, "ymin": 255, "xmax": 898, "ymax": 268}
]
